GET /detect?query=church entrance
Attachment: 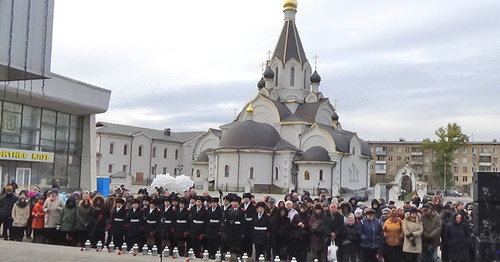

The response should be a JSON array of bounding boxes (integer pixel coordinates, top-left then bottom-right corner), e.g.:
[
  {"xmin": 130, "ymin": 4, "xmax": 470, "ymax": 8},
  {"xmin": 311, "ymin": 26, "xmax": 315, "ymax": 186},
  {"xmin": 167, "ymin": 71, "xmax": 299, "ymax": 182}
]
[{"xmin": 401, "ymin": 175, "xmax": 412, "ymax": 193}]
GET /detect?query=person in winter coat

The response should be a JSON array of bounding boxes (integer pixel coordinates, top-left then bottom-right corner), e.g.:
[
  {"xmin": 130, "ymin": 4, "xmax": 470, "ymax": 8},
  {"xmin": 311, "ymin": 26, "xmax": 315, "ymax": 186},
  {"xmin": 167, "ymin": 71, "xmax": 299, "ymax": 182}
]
[
  {"xmin": 110, "ymin": 198, "xmax": 127, "ymax": 250},
  {"xmin": 309, "ymin": 204, "xmax": 327, "ymax": 262},
  {"xmin": 31, "ymin": 195, "xmax": 46, "ymax": 243},
  {"xmin": 11, "ymin": 195, "xmax": 30, "ymax": 241},
  {"xmin": 252, "ymin": 201, "xmax": 271, "ymax": 260},
  {"xmin": 325, "ymin": 202, "xmax": 345, "ymax": 261},
  {"xmin": 348, "ymin": 197, "xmax": 358, "ymax": 214},
  {"xmin": 75, "ymin": 198, "xmax": 92, "ymax": 247},
  {"xmin": 89, "ymin": 195, "xmax": 107, "ymax": 248},
  {"xmin": 402, "ymin": 207, "xmax": 423, "ymax": 262},
  {"xmin": 421, "ymin": 203, "xmax": 442, "ymax": 262},
  {"xmin": 144, "ymin": 199, "xmax": 161, "ymax": 251},
  {"xmin": 371, "ymin": 199, "xmax": 382, "ymax": 219},
  {"xmin": 440, "ymin": 204, "xmax": 454, "ymax": 262},
  {"xmin": 126, "ymin": 199, "xmax": 145, "ymax": 252},
  {"xmin": 271, "ymin": 207, "xmax": 290, "ymax": 260},
  {"xmin": 343, "ymin": 214, "xmax": 360, "ymax": 262},
  {"xmin": 358, "ymin": 208, "xmax": 384, "ymax": 262},
  {"xmin": 382, "ymin": 209, "xmax": 404, "ymax": 262},
  {"xmin": 57, "ymin": 197, "xmax": 77, "ymax": 245},
  {"xmin": 297, "ymin": 203, "xmax": 311, "ymax": 262},
  {"xmin": 444, "ymin": 212, "xmax": 470, "ymax": 262},
  {"xmin": 0, "ymin": 185, "xmax": 18, "ymax": 240},
  {"xmin": 43, "ymin": 189, "xmax": 64, "ymax": 244}
]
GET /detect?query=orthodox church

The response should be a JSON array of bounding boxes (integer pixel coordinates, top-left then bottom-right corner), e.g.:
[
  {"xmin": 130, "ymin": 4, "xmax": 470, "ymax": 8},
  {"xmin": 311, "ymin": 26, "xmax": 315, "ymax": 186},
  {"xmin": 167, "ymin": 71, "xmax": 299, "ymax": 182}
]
[{"xmin": 192, "ymin": 0, "xmax": 371, "ymax": 195}]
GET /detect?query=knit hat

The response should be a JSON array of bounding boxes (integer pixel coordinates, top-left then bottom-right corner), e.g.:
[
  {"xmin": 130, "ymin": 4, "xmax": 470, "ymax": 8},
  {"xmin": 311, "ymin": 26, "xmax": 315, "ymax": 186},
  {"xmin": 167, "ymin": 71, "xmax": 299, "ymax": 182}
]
[
  {"xmin": 382, "ymin": 208, "xmax": 391, "ymax": 214},
  {"xmin": 4, "ymin": 185, "xmax": 13, "ymax": 194},
  {"xmin": 354, "ymin": 208, "xmax": 363, "ymax": 215}
]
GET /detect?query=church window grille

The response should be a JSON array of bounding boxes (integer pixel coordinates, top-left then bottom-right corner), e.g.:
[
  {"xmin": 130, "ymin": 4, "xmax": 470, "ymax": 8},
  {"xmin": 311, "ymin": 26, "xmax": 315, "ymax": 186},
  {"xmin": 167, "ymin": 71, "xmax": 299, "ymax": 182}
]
[
  {"xmin": 225, "ymin": 165, "xmax": 230, "ymax": 177},
  {"xmin": 290, "ymin": 67, "xmax": 295, "ymax": 86},
  {"xmin": 275, "ymin": 67, "xmax": 279, "ymax": 87},
  {"xmin": 304, "ymin": 171, "xmax": 310, "ymax": 180}
]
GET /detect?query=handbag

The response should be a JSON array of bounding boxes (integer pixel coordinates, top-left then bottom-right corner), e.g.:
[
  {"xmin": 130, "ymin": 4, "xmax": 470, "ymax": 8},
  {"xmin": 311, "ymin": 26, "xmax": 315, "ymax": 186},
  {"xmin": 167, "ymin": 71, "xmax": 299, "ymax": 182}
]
[{"xmin": 327, "ymin": 240, "xmax": 338, "ymax": 262}]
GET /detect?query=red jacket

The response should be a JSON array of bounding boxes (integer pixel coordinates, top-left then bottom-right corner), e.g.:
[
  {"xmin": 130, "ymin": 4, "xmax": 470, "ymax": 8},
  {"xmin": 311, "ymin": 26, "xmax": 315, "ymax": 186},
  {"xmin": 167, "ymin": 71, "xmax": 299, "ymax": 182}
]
[{"xmin": 31, "ymin": 202, "xmax": 45, "ymax": 229}]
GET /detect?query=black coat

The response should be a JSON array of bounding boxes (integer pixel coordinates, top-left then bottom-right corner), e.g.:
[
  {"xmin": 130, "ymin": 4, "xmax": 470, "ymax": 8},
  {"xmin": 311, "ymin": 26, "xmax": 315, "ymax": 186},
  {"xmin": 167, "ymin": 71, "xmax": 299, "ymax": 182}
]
[
  {"xmin": 190, "ymin": 206, "xmax": 208, "ymax": 237},
  {"xmin": 144, "ymin": 207, "xmax": 161, "ymax": 237},
  {"xmin": 110, "ymin": 206, "xmax": 127, "ymax": 235},
  {"xmin": 206, "ymin": 206, "xmax": 223, "ymax": 239},
  {"xmin": 271, "ymin": 213, "xmax": 290, "ymax": 245},
  {"xmin": 89, "ymin": 208, "xmax": 108, "ymax": 233},
  {"xmin": 252, "ymin": 212, "xmax": 271, "ymax": 246},
  {"xmin": 242, "ymin": 202, "xmax": 256, "ymax": 235},
  {"xmin": 444, "ymin": 213, "xmax": 470, "ymax": 261},
  {"xmin": 126, "ymin": 208, "xmax": 144, "ymax": 237},
  {"xmin": 326, "ymin": 211, "xmax": 345, "ymax": 246},
  {"xmin": 226, "ymin": 207, "xmax": 245, "ymax": 244},
  {"xmin": 174, "ymin": 207, "xmax": 190, "ymax": 240},
  {"xmin": 160, "ymin": 205, "xmax": 175, "ymax": 239},
  {"xmin": 0, "ymin": 194, "xmax": 18, "ymax": 218}
]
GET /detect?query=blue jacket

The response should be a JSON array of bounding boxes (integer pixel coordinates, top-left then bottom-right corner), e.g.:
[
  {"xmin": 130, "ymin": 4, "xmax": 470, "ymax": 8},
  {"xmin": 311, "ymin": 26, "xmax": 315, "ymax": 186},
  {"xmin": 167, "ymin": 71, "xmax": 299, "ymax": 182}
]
[{"xmin": 358, "ymin": 217, "xmax": 383, "ymax": 250}]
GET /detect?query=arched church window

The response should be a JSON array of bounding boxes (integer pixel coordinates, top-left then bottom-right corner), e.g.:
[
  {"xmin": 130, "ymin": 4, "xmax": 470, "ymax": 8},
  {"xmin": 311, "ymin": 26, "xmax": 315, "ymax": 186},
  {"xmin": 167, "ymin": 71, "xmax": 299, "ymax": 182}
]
[
  {"xmin": 225, "ymin": 165, "xmax": 230, "ymax": 177},
  {"xmin": 152, "ymin": 147, "xmax": 157, "ymax": 158},
  {"xmin": 175, "ymin": 149, "xmax": 179, "ymax": 160},
  {"xmin": 249, "ymin": 167, "xmax": 254, "ymax": 179},
  {"xmin": 123, "ymin": 144, "xmax": 128, "ymax": 155},
  {"xmin": 197, "ymin": 170, "xmax": 201, "ymax": 177},
  {"xmin": 304, "ymin": 171, "xmax": 310, "ymax": 180},
  {"xmin": 138, "ymin": 146, "xmax": 143, "ymax": 157},
  {"xmin": 319, "ymin": 170, "xmax": 323, "ymax": 181},
  {"xmin": 109, "ymin": 143, "xmax": 114, "ymax": 154},
  {"xmin": 290, "ymin": 67, "xmax": 295, "ymax": 86},
  {"xmin": 304, "ymin": 70, "xmax": 307, "ymax": 89},
  {"xmin": 275, "ymin": 67, "xmax": 279, "ymax": 87},
  {"xmin": 163, "ymin": 148, "xmax": 167, "ymax": 159},
  {"xmin": 275, "ymin": 166, "xmax": 279, "ymax": 180}
]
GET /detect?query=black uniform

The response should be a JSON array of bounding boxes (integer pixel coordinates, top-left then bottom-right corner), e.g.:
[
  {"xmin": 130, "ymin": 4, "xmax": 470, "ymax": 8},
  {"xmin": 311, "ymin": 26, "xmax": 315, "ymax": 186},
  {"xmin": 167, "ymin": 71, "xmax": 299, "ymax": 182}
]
[
  {"xmin": 89, "ymin": 208, "xmax": 108, "ymax": 248},
  {"xmin": 190, "ymin": 205, "xmax": 208, "ymax": 257},
  {"xmin": 252, "ymin": 211, "xmax": 271, "ymax": 259},
  {"xmin": 110, "ymin": 206, "xmax": 127, "ymax": 250},
  {"xmin": 160, "ymin": 204, "xmax": 175, "ymax": 252},
  {"xmin": 206, "ymin": 205, "xmax": 223, "ymax": 258},
  {"xmin": 125, "ymin": 208, "xmax": 144, "ymax": 251},
  {"xmin": 226, "ymin": 206, "xmax": 245, "ymax": 256},
  {"xmin": 241, "ymin": 201, "xmax": 256, "ymax": 256},
  {"xmin": 221, "ymin": 204, "xmax": 231, "ymax": 253},
  {"xmin": 174, "ymin": 207, "xmax": 190, "ymax": 256},
  {"xmin": 144, "ymin": 207, "xmax": 161, "ymax": 249}
]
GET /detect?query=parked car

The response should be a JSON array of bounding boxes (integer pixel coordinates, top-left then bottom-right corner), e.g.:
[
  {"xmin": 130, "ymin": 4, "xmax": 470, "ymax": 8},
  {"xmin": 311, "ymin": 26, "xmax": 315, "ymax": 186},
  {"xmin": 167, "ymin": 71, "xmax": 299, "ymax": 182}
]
[{"xmin": 444, "ymin": 190, "xmax": 463, "ymax": 197}]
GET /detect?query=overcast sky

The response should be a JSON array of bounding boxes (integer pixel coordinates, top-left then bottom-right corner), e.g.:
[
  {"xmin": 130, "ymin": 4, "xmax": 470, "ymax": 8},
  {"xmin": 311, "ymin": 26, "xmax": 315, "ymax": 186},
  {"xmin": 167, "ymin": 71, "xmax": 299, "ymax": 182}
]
[{"xmin": 50, "ymin": 0, "xmax": 500, "ymax": 142}]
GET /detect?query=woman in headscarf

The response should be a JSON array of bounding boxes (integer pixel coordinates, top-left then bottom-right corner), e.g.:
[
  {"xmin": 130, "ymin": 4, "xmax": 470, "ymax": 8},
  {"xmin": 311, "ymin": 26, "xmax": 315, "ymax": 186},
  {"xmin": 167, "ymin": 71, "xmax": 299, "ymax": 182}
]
[
  {"xmin": 57, "ymin": 197, "xmax": 77, "ymax": 245},
  {"xmin": 383, "ymin": 209, "xmax": 404, "ymax": 262},
  {"xmin": 75, "ymin": 198, "xmax": 92, "ymax": 247},
  {"xmin": 89, "ymin": 195, "xmax": 107, "ymax": 248},
  {"xmin": 31, "ymin": 195, "xmax": 46, "ymax": 243},
  {"xmin": 11, "ymin": 195, "xmax": 30, "ymax": 241},
  {"xmin": 444, "ymin": 212, "xmax": 470, "ymax": 262},
  {"xmin": 271, "ymin": 207, "xmax": 290, "ymax": 260},
  {"xmin": 43, "ymin": 189, "xmax": 65, "ymax": 244},
  {"xmin": 309, "ymin": 204, "xmax": 327, "ymax": 262}
]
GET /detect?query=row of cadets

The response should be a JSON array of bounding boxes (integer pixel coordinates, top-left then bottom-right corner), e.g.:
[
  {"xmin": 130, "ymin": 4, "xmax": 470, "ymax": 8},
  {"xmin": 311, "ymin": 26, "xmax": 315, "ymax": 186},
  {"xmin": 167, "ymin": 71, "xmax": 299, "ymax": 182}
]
[{"xmin": 241, "ymin": 192, "xmax": 256, "ymax": 257}]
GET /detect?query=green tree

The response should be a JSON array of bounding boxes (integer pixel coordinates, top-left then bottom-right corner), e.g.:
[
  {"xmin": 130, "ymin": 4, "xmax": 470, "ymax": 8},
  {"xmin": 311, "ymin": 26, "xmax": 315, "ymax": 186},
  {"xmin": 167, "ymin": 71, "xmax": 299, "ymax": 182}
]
[{"xmin": 422, "ymin": 123, "xmax": 469, "ymax": 189}]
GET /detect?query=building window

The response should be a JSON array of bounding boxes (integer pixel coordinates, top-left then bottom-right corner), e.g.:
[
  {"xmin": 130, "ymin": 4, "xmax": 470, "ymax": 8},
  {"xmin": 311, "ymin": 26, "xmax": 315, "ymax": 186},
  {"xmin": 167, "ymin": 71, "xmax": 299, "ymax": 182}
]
[
  {"xmin": 388, "ymin": 147, "xmax": 393, "ymax": 152},
  {"xmin": 377, "ymin": 156, "xmax": 385, "ymax": 161},
  {"xmin": 397, "ymin": 147, "xmax": 402, "ymax": 153},
  {"xmin": 224, "ymin": 165, "xmax": 230, "ymax": 177},
  {"xmin": 290, "ymin": 67, "xmax": 295, "ymax": 86},
  {"xmin": 482, "ymin": 147, "xmax": 489, "ymax": 153},
  {"xmin": 388, "ymin": 165, "xmax": 393, "ymax": 171},
  {"xmin": 493, "ymin": 158, "xmax": 498, "ymax": 164},
  {"xmin": 397, "ymin": 156, "xmax": 402, "ymax": 162},
  {"xmin": 463, "ymin": 176, "xmax": 468, "ymax": 182},
  {"xmin": 275, "ymin": 67, "xmax": 279, "ymax": 87},
  {"xmin": 304, "ymin": 171, "xmax": 310, "ymax": 180},
  {"xmin": 404, "ymin": 156, "xmax": 410, "ymax": 162},
  {"xmin": 472, "ymin": 167, "xmax": 476, "ymax": 172},
  {"xmin": 138, "ymin": 146, "xmax": 143, "ymax": 157},
  {"xmin": 352, "ymin": 147, "xmax": 356, "ymax": 155},
  {"xmin": 405, "ymin": 147, "xmax": 410, "ymax": 152},
  {"xmin": 124, "ymin": 144, "xmax": 128, "ymax": 155},
  {"xmin": 319, "ymin": 170, "xmax": 323, "ymax": 181},
  {"xmin": 462, "ymin": 147, "xmax": 467, "ymax": 154},
  {"xmin": 453, "ymin": 176, "xmax": 458, "ymax": 182},
  {"xmin": 122, "ymin": 165, "xmax": 127, "ymax": 172},
  {"xmin": 249, "ymin": 167, "xmax": 254, "ymax": 179},
  {"xmin": 175, "ymin": 149, "xmax": 179, "ymax": 160},
  {"xmin": 463, "ymin": 167, "xmax": 467, "ymax": 173},
  {"xmin": 163, "ymin": 148, "xmax": 167, "ymax": 159},
  {"xmin": 425, "ymin": 166, "xmax": 430, "ymax": 172},
  {"xmin": 108, "ymin": 164, "xmax": 113, "ymax": 173},
  {"xmin": 462, "ymin": 157, "xmax": 467, "ymax": 164},
  {"xmin": 197, "ymin": 170, "xmax": 201, "ymax": 178},
  {"xmin": 472, "ymin": 148, "xmax": 476, "ymax": 154},
  {"xmin": 109, "ymin": 143, "xmax": 114, "ymax": 154},
  {"xmin": 275, "ymin": 166, "xmax": 279, "ymax": 180},
  {"xmin": 453, "ymin": 166, "xmax": 458, "ymax": 173},
  {"xmin": 162, "ymin": 167, "xmax": 167, "ymax": 175},
  {"xmin": 152, "ymin": 147, "xmax": 156, "ymax": 158},
  {"xmin": 387, "ymin": 156, "xmax": 393, "ymax": 162},
  {"xmin": 424, "ymin": 157, "xmax": 430, "ymax": 163}
]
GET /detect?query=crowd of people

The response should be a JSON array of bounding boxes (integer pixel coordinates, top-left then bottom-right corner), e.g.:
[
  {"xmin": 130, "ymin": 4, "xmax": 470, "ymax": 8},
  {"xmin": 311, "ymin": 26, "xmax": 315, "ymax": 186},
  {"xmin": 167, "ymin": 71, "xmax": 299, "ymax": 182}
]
[{"xmin": 0, "ymin": 183, "xmax": 474, "ymax": 262}]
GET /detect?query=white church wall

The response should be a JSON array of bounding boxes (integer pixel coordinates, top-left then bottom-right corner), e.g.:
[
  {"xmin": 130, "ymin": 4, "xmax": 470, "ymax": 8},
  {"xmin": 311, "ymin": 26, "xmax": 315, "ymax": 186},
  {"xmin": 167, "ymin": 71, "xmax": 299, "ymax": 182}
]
[
  {"xmin": 315, "ymin": 103, "xmax": 335, "ymax": 126},
  {"xmin": 238, "ymin": 152, "xmax": 273, "ymax": 189},
  {"xmin": 297, "ymin": 163, "xmax": 334, "ymax": 194},
  {"xmin": 280, "ymin": 124, "xmax": 303, "ymax": 149},
  {"xmin": 194, "ymin": 133, "xmax": 219, "ymax": 155},
  {"xmin": 97, "ymin": 134, "xmax": 132, "ymax": 177},
  {"xmin": 301, "ymin": 128, "xmax": 336, "ymax": 153},
  {"xmin": 130, "ymin": 134, "xmax": 152, "ymax": 183},
  {"xmin": 215, "ymin": 153, "xmax": 241, "ymax": 191},
  {"xmin": 341, "ymin": 155, "xmax": 370, "ymax": 190},
  {"xmin": 192, "ymin": 164, "xmax": 209, "ymax": 189}
]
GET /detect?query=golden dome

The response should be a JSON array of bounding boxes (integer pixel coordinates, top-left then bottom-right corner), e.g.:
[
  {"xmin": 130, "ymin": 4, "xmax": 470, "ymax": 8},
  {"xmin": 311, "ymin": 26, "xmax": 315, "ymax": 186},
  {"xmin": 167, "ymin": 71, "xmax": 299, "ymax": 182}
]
[
  {"xmin": 246, "ymin": 102, "xmax": 254, "ymax": 115},
  {"xmin": 283, "ymin": 0, "xmax": 297, "ymax": 11}
]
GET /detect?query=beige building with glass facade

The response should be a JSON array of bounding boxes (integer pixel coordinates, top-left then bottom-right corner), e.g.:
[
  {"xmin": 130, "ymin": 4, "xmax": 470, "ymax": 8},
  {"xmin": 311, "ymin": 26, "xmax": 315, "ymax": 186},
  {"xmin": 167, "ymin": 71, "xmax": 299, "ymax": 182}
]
[{"xmin": 368, "ymin": 140, "xmax": 500, "ymax": 192}]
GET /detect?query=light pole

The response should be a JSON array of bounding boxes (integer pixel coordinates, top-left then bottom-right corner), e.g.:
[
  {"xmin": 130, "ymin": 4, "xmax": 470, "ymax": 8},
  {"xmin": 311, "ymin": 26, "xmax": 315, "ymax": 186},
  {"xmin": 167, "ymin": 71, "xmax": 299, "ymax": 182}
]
[{"xmin": 443, "ymin": 153, "xmax": 447, "ymax": 191}]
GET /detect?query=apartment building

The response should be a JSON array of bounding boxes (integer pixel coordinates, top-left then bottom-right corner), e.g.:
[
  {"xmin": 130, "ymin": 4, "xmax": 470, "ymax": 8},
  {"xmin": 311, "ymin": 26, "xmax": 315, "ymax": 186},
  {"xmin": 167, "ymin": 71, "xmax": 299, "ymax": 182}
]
[{"xmin": 368, "ymin": 139, "xmax": 500, "ymax": 191}]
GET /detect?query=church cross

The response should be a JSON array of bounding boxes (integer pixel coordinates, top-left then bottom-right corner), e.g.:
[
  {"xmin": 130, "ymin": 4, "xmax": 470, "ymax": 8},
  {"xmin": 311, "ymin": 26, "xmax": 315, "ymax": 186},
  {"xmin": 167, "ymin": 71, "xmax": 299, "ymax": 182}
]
[
  {"xmin": 313, "ymin": 55, "xmax": 319, "ymax": 70},
  {"xmin": 266, "ymin": 50, "xmax": 272, "ymax": 60},
  {"xmin": 261, "ymin": 62, "xmax": 265, "ymax": 73}
]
